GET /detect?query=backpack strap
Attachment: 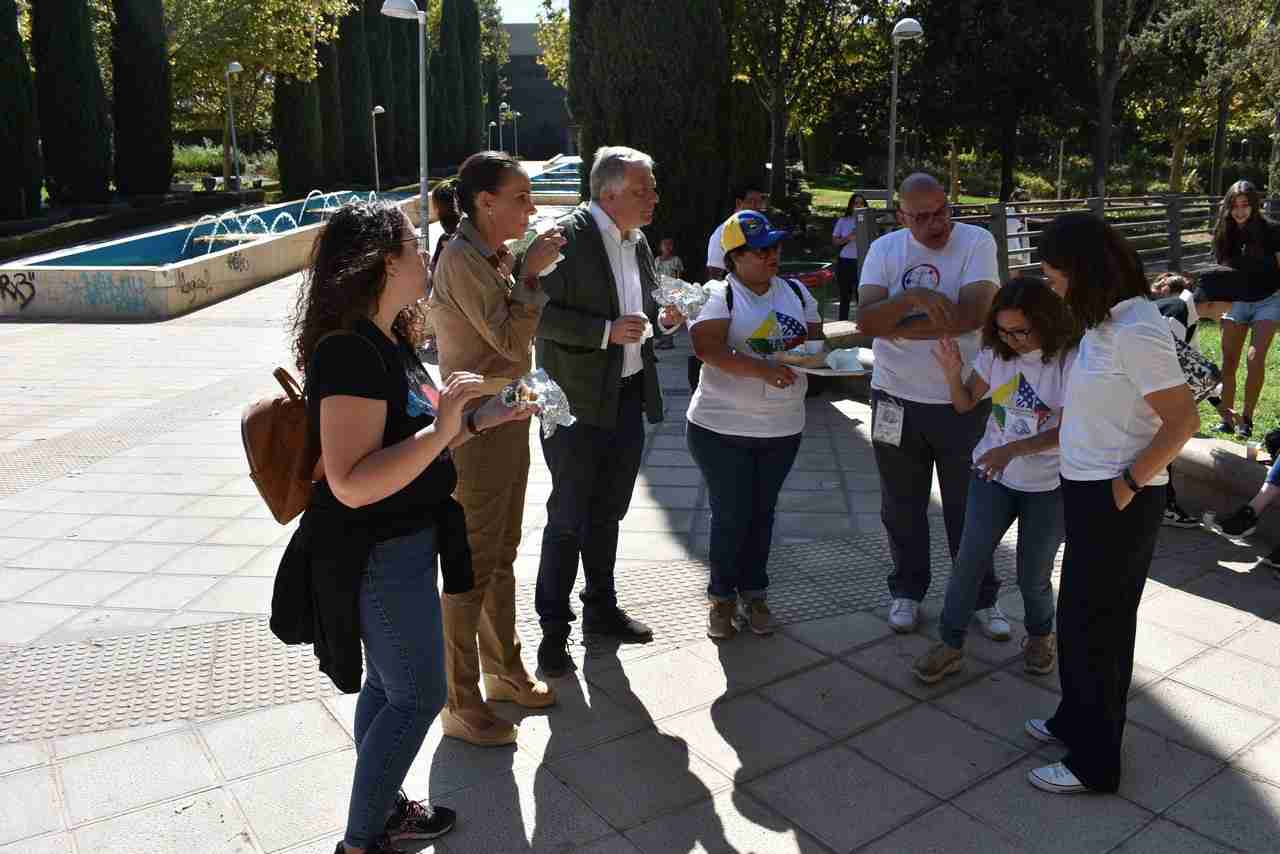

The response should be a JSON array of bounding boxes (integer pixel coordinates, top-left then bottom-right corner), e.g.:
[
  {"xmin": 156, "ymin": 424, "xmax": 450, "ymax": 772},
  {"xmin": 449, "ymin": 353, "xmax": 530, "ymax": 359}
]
[
  {"xmin": 724, "ymin": 277, "xmax": 807, "ymax": 315},
  {"xmin": 785, "ymin": 278, "xmax": 808, "ymax": 309}
]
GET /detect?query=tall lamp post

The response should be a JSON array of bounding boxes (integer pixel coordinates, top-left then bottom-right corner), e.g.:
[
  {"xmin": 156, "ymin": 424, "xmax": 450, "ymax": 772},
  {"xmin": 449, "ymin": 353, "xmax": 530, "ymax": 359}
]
[
  {"xmin": 371, "ymin": 105, "xmax": 386, "ymax": 192},
  {"xmin": 512, "ymin": 110, "xmax": 521, "ymax": 158},
  {"xmin": 489, "ymin": 120, "xmax": 497, "ymax": 150},
  {"xmin": 381, "ymin": 0, "xmax": 429, "ymax": 230},
  {"xmin": 886, "ymin": 18, "xmax": 922, "ymax": 204},
  {"xmin": 225, "ymin": 61, "xmax": 243, "ymax": 193},
  {"xmin": 499, "ymin": 101, "xmax": 509, "ymax": 152}
]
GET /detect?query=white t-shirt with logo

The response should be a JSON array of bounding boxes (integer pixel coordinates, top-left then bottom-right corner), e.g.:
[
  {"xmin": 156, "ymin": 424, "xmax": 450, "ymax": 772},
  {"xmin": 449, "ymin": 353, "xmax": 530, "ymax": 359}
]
[
  {"xmin": 860, "ymin": 222, "xmax": 999, "ymax": 404},
  {"xmin": 706, "ymin": 222, "xmax": 727, "ymax": 271},
  {"xmin": 686, "ymin": 275, "xmax": 820, "ymax": 438},
  {"xmin": 972, "ymin": 347, "xmax": 1073, "ymax": 493},
  {"xmin": 833, "ymin": 216, "xmax": 860, "ymax": 260},
  {"xmin": 1060, "ymin": 296, "xmax": 1186, "ymax": 484}
]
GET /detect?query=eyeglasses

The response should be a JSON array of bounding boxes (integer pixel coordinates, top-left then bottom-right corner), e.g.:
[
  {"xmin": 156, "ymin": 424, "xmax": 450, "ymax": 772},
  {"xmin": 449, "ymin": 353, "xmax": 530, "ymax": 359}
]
[
  {"xmin": 995, "ymin": 324, "xmax": 1032, "ymax": 341},
  {"xmin": 902, "ymin": 205, "xmax": 951, "ymax": 225},
  {"xmin": 747, "ymin": 244, "xmax": 782, "ymax": 257}
]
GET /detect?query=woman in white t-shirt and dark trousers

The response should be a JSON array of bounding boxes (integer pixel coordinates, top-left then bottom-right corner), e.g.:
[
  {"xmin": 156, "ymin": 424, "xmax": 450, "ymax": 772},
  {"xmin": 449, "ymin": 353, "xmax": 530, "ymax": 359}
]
[
  {"xmin": 831, "ymin": 194, "xmax": 868, "ymax": 320},
  {"xmin": 1025, "ymin": 213, "xmax": 1199, "ymax": 796},
  {"xmin": 687, "ymin": 211, "xmax": 822, "ymax": 639},
  {"xmin": 913, "ymin": 279, "xmax": 1077, "ymax": 684}
]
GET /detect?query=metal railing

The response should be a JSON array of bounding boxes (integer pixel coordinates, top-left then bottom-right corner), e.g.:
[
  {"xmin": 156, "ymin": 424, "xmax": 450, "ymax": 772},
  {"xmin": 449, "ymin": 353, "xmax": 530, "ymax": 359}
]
[{"xmin": 852, "ymin": 194, "xmax": 1228, "ymax": 282}]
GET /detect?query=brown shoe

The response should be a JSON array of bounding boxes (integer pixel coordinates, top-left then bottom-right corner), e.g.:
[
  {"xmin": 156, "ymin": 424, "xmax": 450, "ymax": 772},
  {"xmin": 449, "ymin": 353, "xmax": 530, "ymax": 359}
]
[
  {"xmin": 483, "ymin": 673, "xmax": 557, "ymax": 708},
  {"xmin": 1023, "ymin": 633, "xmax": 1056, "ymax": 675},
  {"xmin": 707, "ymin": 599, "xmax": 737, "ymax": 639},
  {"xmin": 740, "ymin": 598, "xmax": 775, "ymax": 636},
  {"xmin": 912, "ymin": 642, "xmax": 964, "ymax": 684},
  {"xmin": 440, "ymin": 706, "xmax": 517, "ymax": 747}
]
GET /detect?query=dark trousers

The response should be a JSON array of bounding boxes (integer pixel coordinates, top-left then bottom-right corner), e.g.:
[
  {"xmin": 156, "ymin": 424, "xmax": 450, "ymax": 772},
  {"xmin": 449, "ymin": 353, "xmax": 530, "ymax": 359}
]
[
  {"xmin": 836, "ymin": 257, "xmax": 859, "ymax": 321},
  {"xmin": 1047, "ymin": 477, "xmax": 1164, "ymax": 792},
  {"xmin": 535, "ymin": 376, "xmax": 645, "ymax": 635},
  {"xmin": 871, "ymin": 390, "xmax": 996, "ymax": 603},
  {"xmin": 686, "ymin": 422, "xmax": 802, "ymax": 600}
]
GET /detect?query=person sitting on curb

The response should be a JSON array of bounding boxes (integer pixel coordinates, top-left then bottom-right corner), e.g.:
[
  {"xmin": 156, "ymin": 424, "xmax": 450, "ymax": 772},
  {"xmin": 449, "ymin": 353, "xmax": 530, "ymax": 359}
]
[
  {"xmin": 1209, "ymin": 430, "xmax": 1280, "ymax": 570},
  {"xmin": 913, "ymin": 278, "xmax": 1077, "ymax": 684}
]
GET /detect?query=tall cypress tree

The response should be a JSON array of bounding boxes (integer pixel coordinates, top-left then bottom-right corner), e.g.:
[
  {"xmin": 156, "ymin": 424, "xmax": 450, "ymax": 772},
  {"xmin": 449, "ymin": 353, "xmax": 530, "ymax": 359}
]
[
  {"xmin": 317, "ymin": 42, "xmax": 346, "ymax": 185},
  {"xmin": 459, "ymin": 0, "xmax": 484, "ymax": 156},
  {"xmin": 436, "ymin": 0, "xmax": 466, "ymax": 165},
  {"xmin": 273, "ymin": 76, "xmax": 324, "ymax": 199},
  {"xmin": 0, "ymin": 0, "xmax": 42, "ymax": 218},
  {"xmin": 31, "ymin": 0, "xmax": 113, "ymax": 203},
  {"xmin": 391, "ymin": 20, "xmax": 419, "ymax": 181},
  {"xmin": 111, "ymin": 0, "xmax": 172, "ymax": 196},
  {"xmin": 337, "ymin": 10, "xmax": 375, "ymax": 185},
  {"xmin": 571, "ymin": 0, "xmax": 729, "ymax": 275},
  {"xmin": 364, "ymin": 2, "xmax": 398, "ymax": 181}
]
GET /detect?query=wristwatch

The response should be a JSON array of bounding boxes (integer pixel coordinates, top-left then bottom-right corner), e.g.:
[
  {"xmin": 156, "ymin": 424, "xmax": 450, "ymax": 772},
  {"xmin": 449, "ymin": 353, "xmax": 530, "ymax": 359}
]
[
  {"xmin": 466, "ymin": 409, "xmax": 490, "ymax": 437},
  {"xmin": 1122, "ymin": 468, "xmax": 1142, "ymax": 493}
]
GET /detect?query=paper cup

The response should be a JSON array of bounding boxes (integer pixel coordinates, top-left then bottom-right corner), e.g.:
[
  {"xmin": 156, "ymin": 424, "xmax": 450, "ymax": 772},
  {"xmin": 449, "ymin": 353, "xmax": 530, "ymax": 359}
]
[{"xmin": 1247, "ymin": 442, "xmax": 1260, "ymax": 461}]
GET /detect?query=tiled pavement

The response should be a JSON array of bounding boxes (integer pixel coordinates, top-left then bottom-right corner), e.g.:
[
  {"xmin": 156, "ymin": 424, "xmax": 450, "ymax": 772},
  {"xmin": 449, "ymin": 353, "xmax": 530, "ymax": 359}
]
[{"xmin": 4, "ymin": 232, "xmax": 1280, "ymax": 851}]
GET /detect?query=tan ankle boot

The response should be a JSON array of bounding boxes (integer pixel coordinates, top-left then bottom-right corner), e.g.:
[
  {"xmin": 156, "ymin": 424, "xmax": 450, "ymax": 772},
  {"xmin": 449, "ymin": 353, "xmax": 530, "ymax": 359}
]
[
  {"xmin": 483, "ymin": 673, "xmax": 557, "ymax": 708},
  {"xmin": 440, "ymin": 705, "xmax": 517, "ymax": 747}
]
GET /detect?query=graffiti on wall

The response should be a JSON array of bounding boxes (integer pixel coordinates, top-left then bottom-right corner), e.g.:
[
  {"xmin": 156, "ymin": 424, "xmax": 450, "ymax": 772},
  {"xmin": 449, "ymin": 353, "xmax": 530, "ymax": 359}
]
[
  {"xmin": 176, "ymin": 269, "xmax": 213, "ymax": 304},
  {"xmin": 0, "ymin": 272, "xmax": 36, "ymax": 310},
  {"xmin": 227, "ymin": 251, "xmax": 249, "ymax": 273},
  {"xmin": 68, "ymin": 271, "xmax": 149, "ymax": 314}
]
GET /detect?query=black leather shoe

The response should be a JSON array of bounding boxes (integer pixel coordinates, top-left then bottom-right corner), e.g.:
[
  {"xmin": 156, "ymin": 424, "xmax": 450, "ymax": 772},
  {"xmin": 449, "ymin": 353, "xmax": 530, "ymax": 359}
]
[
  {"xmin": 537, "ymin": 632, "xmax": 573, "ymax": 678},
  {"xmin": 583, "ymin": 608, "xmax": 653, "ymax": 641}
]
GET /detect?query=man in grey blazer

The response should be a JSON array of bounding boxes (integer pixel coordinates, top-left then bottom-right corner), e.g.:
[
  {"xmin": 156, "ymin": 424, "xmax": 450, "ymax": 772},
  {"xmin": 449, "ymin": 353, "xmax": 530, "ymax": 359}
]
[{"xmin": 525, "ymin": 146, "xmax": 682, "ymax": 676}]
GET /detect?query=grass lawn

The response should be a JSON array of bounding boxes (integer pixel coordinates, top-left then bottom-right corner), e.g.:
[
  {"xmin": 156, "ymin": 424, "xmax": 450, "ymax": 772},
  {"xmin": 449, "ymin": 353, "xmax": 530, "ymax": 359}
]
[
  {"xmin": 1192, "ymin": 320, "xmax": 1280, "ymax": 445},
  {"xmin": 805, "ymin": 173, "xmax": 996, "ymax": 218}
]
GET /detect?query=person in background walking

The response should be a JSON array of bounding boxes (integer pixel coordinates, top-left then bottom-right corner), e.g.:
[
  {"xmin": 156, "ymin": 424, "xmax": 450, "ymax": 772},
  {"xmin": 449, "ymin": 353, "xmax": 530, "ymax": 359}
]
[
  {"xmin": 912, "ymin": 278, "xmax": 1076, "ymax": 684},
  {"xmin": 1006, "ymin": 189, "xmax": 1033, "ymax": 269},
  {"xmin": 1213, "ymin": 180, "xmax": 1280, "ymax": 438},
  {"xmin": 687, "ymin": 211, "xmax": 822, "ymax": 639},
  {"xmin": 428, "ymin": 152, "xmax": 566, "ymax": 747},
  {"xmin": 430, "ymin": 180, "xmax": 461, "ymax": 275},
  {"xmin": 856, "ymin": 173, "xmax": 999, "ymax": 634},
  {"xmin": 654, "ymin": 237, "xmax": 684, "ymax": 350},
  {"xmin": 831, "ymin": 193, "xmax": 868, "ymax": 321},
  {"xmin": 1025, "ymin": 212, "xmax": 1198, "ymax": 796}
]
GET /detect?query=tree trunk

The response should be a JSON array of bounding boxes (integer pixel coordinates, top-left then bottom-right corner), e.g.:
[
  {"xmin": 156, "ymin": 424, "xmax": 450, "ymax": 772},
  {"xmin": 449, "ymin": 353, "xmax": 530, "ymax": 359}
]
[
  {"xmin": 1269, "ymin": 115, "xmax": 1280, "ymax": 199},
  {"xmin": 1093, "ymin": 76, "xmax": 1117, "ymax": 198},
  {"xmin": 1169, "ymin": 126, "xmax": 1187, "ymax": 194},
  {"xmin": 1211, "ymin": 82, "xmax": 1231, "ymax": 195},
  {"xmin": 998, "ymin": 110, "xmax": 1017, "ymax": 202},
  {"xmin": 949, "ymin": 137, "xmax": 959, "ymax": 202},
  {"xmin": 768, "ymin": 86, "xmax": 788, "ymax": 202}
]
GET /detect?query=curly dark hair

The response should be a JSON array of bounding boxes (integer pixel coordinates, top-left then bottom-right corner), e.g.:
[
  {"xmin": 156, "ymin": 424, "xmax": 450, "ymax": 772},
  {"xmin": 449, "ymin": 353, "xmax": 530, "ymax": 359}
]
[
  {"xmin": 1039, "ymin": 212, "xmax": 1148, "ymax": 330},
  {"xmin": 431, "ymin": 179, "xmax": 460, "ymax": 235},
  {"xmin": 290, "ymin": 200, "xmax": 429, "ymax": 373},
  {"xmin": 1213, "ymin": 180, "xmax": 1269, "ymax": 265},
  {"xmin": 982, "ymin": 277, "xmax": 1078, "ymax": 363}
]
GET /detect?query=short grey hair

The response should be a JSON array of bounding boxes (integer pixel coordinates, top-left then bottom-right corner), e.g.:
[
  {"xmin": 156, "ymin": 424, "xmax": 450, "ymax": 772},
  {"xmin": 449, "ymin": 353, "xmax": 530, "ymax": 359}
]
[
  {"xmin": 900, "ymin": 173, "xmax": 945, "ymax": 198},
  {"xmin": 589, "ymin": 146, "xmax": 655, "ymax": 198}
]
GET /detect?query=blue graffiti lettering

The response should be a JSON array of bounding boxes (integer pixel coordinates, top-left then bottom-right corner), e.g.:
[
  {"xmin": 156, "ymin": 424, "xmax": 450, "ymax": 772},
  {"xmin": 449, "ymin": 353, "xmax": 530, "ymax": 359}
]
[{"xmin": 70, "ymin": 272, "xmax": 148, "ymax": 313}]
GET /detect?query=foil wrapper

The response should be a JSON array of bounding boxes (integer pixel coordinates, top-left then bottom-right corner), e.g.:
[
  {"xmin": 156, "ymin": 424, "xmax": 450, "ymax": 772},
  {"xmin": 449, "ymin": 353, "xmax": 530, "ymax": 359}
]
[
  {"xmin": 652, "ymin": 275, "xmax": 710, "ymax": 320},
  {"xmin": 500, "ymin": 369, "xmax": 577, "ymax": 438},
  {"xmin": 825, "ymin": 348, "xmax": 873, "ymax": 372}
]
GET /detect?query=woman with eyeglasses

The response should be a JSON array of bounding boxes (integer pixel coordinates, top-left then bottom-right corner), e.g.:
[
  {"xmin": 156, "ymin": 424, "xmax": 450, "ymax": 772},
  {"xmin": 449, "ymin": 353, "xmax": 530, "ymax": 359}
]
[
  {"xmin": 290, "ymin": 200, "xmax": 533, "ymax": 854},
  {"xmin": 913, "ymin": 278, "xmax": 1077, "ymax": 686},
  {"xmin": 1024, "ymin": 212, "xmax": 1198, "ymax": 796},
  {"xmin": 687, "ymin": 210, "xmax": 822, "ymax": 639},
  {"xmin": 427, "ymin": 151, "xmax": 566, "ymax": 747}
]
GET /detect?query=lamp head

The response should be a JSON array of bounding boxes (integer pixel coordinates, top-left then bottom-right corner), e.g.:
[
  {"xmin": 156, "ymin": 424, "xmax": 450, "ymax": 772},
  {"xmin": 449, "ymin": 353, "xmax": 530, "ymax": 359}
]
[
  {"xmin": 892, "ymin": 18, "xmax": 923, "ymax": 42},
  {"xmin": 373, "ymin": 105, "xmax": 386, "ymax": 115},
  {"xmin": 227, "ymin": 61, "xmax": 243, "ymax": 74},
  {"xmin": 499, "ymin": 101, "xmax": 509, "ymax": 112},
  {"xmin": 380, "ymin": 0, "xmax": 421, "ymax": 20},
  {"xmin": 489, "ymin": 121, "xmax": 497, "ymax": 127}
]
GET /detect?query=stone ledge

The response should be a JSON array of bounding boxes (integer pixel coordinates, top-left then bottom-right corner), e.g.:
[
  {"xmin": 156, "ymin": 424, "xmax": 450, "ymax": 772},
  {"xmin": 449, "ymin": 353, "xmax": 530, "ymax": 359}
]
[{"xmin": 1175, "ymin": 436, "xmax": 1278, "ymax": 544}]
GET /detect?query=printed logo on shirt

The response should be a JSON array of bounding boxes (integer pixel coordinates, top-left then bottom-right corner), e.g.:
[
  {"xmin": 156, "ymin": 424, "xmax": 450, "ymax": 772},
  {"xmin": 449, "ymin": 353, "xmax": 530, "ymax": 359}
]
[
  {"xmin": 901, "ymin": 263, "xmax": 942, "ymax": 290},
  {"xmin": 746, "ymin": 310, "xmax": 808, "ymax": 354},
  {"xmin": 991, "ymin": 372, "xmax": 1052, "ymax": 435}
]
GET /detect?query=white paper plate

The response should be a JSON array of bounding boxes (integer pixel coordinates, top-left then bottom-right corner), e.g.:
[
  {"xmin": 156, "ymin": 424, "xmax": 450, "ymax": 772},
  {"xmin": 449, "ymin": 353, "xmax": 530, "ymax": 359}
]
[{"xmin": 794, "ymin": 366, "xmax": 870, "ymax": 377}]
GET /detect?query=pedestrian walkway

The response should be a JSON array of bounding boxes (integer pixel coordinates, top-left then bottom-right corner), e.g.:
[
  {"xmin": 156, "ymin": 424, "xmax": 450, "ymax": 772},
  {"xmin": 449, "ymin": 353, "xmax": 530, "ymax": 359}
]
[{"xmin": 3, "ymin": 260, "xmax": 1280, "ymax": 852}]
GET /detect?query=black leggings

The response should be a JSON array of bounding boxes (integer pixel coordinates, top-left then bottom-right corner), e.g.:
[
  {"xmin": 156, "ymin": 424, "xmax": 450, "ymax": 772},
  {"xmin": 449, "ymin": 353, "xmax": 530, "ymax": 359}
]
[{"xmin": 836, "ymin": 258, "xmax": 859, "ymax": 321}]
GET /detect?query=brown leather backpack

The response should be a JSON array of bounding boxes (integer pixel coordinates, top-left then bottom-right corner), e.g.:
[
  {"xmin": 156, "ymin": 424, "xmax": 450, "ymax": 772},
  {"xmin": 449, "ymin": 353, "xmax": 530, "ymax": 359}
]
[{"xmin": 241, "ymin": 368, "xmax": 321, "ymax": 524}]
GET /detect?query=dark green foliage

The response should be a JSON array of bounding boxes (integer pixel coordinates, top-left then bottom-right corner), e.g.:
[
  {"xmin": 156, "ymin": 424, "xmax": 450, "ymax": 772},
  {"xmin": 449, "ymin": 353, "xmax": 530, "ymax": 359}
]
[
  {"xmin": 0, "ymin": 0, "xmax": 42, "ymax": 218},
  {"xmin": 570, "ymin": 0, "xmax": 730, "ymax": 275},
  {"xmin": 391, "ymin": 20, "xmax": 419, "ymax": 180},
  {"xmin": 111, "ymin": 0, "xmax": 172, "ymax": 196},
  {"xmin": 364, "ymin": 2, "xmax": 398, "ymax": 179},
  {"xmin": 31, "ymin": 0, "xmax": 113, "ymax": 203},
  {"xmin": 338, "ymin": 9, "xmax": 375, "ymax": 185},
  {"xmin": 725, "ymin": 79, "xmax": 768, "ymax": 203},
  {"xmin": 273, "ymin": 76, "xmax": 324, "ymax": 198},
  {"xmin": 317, "ymin": 42, "xmax": 346, "ymax": 185},
  {"xmin": 459, "ymin": 0, "xmax": 484, "ymax": 155},
  {"xmin": 435, "ymin": 0, "xmax": 467, "ymax": 165}
]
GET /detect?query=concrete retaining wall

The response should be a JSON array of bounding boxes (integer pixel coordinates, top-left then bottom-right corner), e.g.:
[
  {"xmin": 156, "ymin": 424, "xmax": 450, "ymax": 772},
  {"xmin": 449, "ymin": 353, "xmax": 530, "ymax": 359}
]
[{"xmin": 1174, "ymin": 437, "xmax": 1280, "ymax": 547}]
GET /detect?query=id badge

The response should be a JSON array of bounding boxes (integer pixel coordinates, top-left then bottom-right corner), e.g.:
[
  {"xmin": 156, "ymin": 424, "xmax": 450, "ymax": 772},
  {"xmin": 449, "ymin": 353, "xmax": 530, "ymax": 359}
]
[{"xmin": 873, "ymin": 397, "xmax": 905, "ymax": 447}]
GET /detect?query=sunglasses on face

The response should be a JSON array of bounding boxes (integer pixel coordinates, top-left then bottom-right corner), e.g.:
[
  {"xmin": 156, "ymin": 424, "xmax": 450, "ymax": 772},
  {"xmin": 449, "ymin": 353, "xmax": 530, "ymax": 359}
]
[{"xmin": 747, "ymin": 245, "xmax": 782, "ymax": 257}]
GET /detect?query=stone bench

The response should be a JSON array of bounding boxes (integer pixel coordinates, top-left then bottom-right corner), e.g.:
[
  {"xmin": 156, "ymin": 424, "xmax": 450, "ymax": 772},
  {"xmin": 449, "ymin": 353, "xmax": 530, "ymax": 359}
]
[{"xmin": 1174, "ymin": 437, "xmax": 1280, "ymax": 548}]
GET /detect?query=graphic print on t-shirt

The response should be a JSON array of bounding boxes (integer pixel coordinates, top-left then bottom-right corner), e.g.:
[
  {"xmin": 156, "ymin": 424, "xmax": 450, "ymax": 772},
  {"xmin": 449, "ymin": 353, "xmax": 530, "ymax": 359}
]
[
  {"xmin": 746, "ymin": 310, "xmax": 808, "ymax": 354},
  {"xmin": 901, "ymin": 263, "xmax": 942, "ymax": 290},
  {"xmin": 991, "ymin": 372, "xmax": 1052, "ymax": 438},
  {"xmin": 404, "ymin": 358, "xmax": 439, "ymax": 419}
]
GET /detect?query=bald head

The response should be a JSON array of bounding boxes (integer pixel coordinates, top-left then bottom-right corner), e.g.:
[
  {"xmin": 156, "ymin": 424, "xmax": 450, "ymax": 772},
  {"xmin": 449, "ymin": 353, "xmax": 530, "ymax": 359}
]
[
  {"xmin": 900, "ymin": 173, "xmax": 945, "ymax": 201},
  {"xmin": 898, "ymin": 173, "xmax": 952, "ymax": 250}
]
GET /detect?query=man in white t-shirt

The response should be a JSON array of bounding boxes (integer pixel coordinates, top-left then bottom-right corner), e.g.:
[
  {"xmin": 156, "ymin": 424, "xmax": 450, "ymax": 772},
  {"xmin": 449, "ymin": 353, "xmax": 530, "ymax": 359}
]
[
  {"xmin": 857, "ymin": 173, "xmax": 999, "ymax": 633},
  {"xmin": 705, "ymin": 182, "xmax": 767, "ymax": 280}
]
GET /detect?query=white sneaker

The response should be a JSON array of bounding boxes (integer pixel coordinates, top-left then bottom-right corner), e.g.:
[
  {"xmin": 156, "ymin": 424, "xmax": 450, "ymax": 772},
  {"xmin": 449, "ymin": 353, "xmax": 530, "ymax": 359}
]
[
  {"xmin": 1027, "ymin": 762, "xmax": 1088, "ymax": 794},
  {"xmin": 1024, "ymin": 718, "xmax": 1062, "ymax": 744},
  {"xmin": 888, "ymin": 598, "xmax": 919, "ymax": 633},
  {"xmin": 974, "ymin": 603, "xmax": 1011, "ymax": 641}
]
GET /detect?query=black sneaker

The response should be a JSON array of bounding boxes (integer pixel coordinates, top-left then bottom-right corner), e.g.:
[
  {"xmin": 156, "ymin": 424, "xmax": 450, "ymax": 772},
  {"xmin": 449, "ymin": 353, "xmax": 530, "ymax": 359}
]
[
  {"xmin": 1261, "ymin": 546, "xmax": 1280, "ymax": 569},
  {"xmin": 333, "ymin": 834, "xmax": 400, "ymax": 854},
  {"xmin": 1217, "ymin": 417, "xmax": 1236, "ymax": 434},
  {"xmin": 1163, "ymin": 503, "xmax": 1201, "ymax": 528},
  {"xmin": 1238, "ymin": 416, "xmax": 1254, "ymax": 439},
  {"xmin": 537, "ymin": 631, "xmax": 573, "ymax": 677},
  {"xmin": 583, "ymin": 607, "xmax": 653, "ymax": 641},
  {"xmin": 385, "ymin": 791, "xmax": 456, "ymax": 842},
  {"xmin": 1215, "ymin": 504, "xmax": 1259, "ymax": 538}
]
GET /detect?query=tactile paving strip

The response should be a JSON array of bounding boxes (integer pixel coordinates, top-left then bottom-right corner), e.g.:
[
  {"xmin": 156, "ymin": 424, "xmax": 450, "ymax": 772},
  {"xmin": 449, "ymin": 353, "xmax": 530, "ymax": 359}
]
[{"xmin": 0, "ymin": 531, "xmax": 1031, "ymax": 743}]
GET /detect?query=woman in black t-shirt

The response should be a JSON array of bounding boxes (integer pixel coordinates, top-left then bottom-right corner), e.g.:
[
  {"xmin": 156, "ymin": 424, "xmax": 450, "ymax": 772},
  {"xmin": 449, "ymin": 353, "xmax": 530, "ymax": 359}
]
[
  {"xmin": 291, "ymin": 201, "xmax": 531, "ymax": 854},
  {"xmin": 1212, "ymin": 180, "xmax": 1280, "ymax": 437}
]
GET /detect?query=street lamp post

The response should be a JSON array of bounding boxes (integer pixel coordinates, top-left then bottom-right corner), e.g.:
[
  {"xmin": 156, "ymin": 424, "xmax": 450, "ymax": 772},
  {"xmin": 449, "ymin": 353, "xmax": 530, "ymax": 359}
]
[
  {"xmin": 382, "ymin": 0, "xmax": 429, "ymax": 231},
  {"xmin": 887, "ymin": 18, "xmax": 922, "ymax": 204},
  {"xmin": 499, "ymin": 101, "xmax": 509, "ymax": 152},
  {"xmin": 489, "ymin": 120, "xmax": 497, "ymax": 150},
  {"xmin": 512, "ymin": 111, "xmax": 521, "ymax": 158},
  {"xmin": 371, "ymin": 105, "xmax": 386, "ymax": 192},
  {"xmin": 1243, "ymin": 138, "xmax": 1250, "ymax": 162},
  {"xmin": 225, "ymin": 61, "xmax": 243, "ymax": 193}
]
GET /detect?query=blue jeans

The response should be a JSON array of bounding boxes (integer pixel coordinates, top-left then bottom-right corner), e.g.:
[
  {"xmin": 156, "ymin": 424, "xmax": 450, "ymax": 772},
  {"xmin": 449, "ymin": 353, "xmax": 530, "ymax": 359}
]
[
  {"xmin": 939, "ymin": 474, "xmax": 1063, "ymax": 649},
  {"xmin": 1268, "ymin": 457, "xmax": 1280, "ymax": 487},
  {"xmin": 686, "ymin": 421, "xmax": 802, "ymax": 601},
  {"xmin": 346, "ymin": 526, "xmax": 447, "ymax": 850}
]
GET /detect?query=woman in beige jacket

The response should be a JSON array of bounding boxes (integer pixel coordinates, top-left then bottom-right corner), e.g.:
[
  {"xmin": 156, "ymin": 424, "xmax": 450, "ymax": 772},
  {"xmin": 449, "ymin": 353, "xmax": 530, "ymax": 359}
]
[{"xmin": 427, "ymin": 151, "xmax": 566, "ymax": 746}]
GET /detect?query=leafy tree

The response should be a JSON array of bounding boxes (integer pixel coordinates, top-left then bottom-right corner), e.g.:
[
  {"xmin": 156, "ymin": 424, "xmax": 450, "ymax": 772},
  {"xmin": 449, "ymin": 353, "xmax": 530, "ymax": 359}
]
[
  {"xmin": 390, "ymin": 15, "xmax": 419, "ymax": 180},
  {"xmin": 338, "ymin": 8, "xmax": 375, "ymax": 183},
  {"xmin": 273, "ymin": 75, "xmax": 325, "ymax": 196},
  {"xmin": 0, "ymin": 0, "xmax": 41, "ymax": 217},
  {"xmin": 460, "ymin": 0, "xmax": 485, "ymax": 154},
  {"xmin": 317, "ymin": 41, "xmax": 347, "ymax": 184},
  {"xmin": 31, "ymin": 0, "xmax": 113, "ymax": 203},
  {"xmin": 1088, "ymin": 0, "xmax": 1164, "ymax": 197},
  {"xmin": 435, "ymin": 0, "xmax": 467, "ymax": 164},
  {"xmin": 478, "ymin": 0, "xmax": 510, "ymax": 120},
  {"xmin": 111, "ymin": 0, "xmax": 172, "ymax": 196},
  {"xmin": 364, "ymin": 1, "xmax": 398, "ymax": 178},
  {"xmin": 536, "ymin": 0, "xmax": 569, "ymax": 90}
]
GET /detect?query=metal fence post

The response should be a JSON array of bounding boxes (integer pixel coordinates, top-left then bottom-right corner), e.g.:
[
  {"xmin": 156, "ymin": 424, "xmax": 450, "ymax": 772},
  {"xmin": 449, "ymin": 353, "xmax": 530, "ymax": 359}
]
[
  {"xmin": 1166, "ymin": 195, "xmax": 1184, "ymax": 273},
  {"xmin": 855, "ymin": 207, "xmax": 873, "ymax": 266},
  {"xmin": 1087, "ymin": 197, "xmax": 1105, "ymax": 217},
  {"xmin": 989, "ymin": 202, "xmax": 1009, "ymax": 282}
]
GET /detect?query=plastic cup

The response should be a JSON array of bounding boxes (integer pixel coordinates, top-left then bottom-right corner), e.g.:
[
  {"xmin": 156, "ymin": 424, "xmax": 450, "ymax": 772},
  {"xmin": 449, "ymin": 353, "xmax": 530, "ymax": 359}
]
[{"xmin": 1247, "ymin": 441, "xmax": 1260, "ymax": 461}]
